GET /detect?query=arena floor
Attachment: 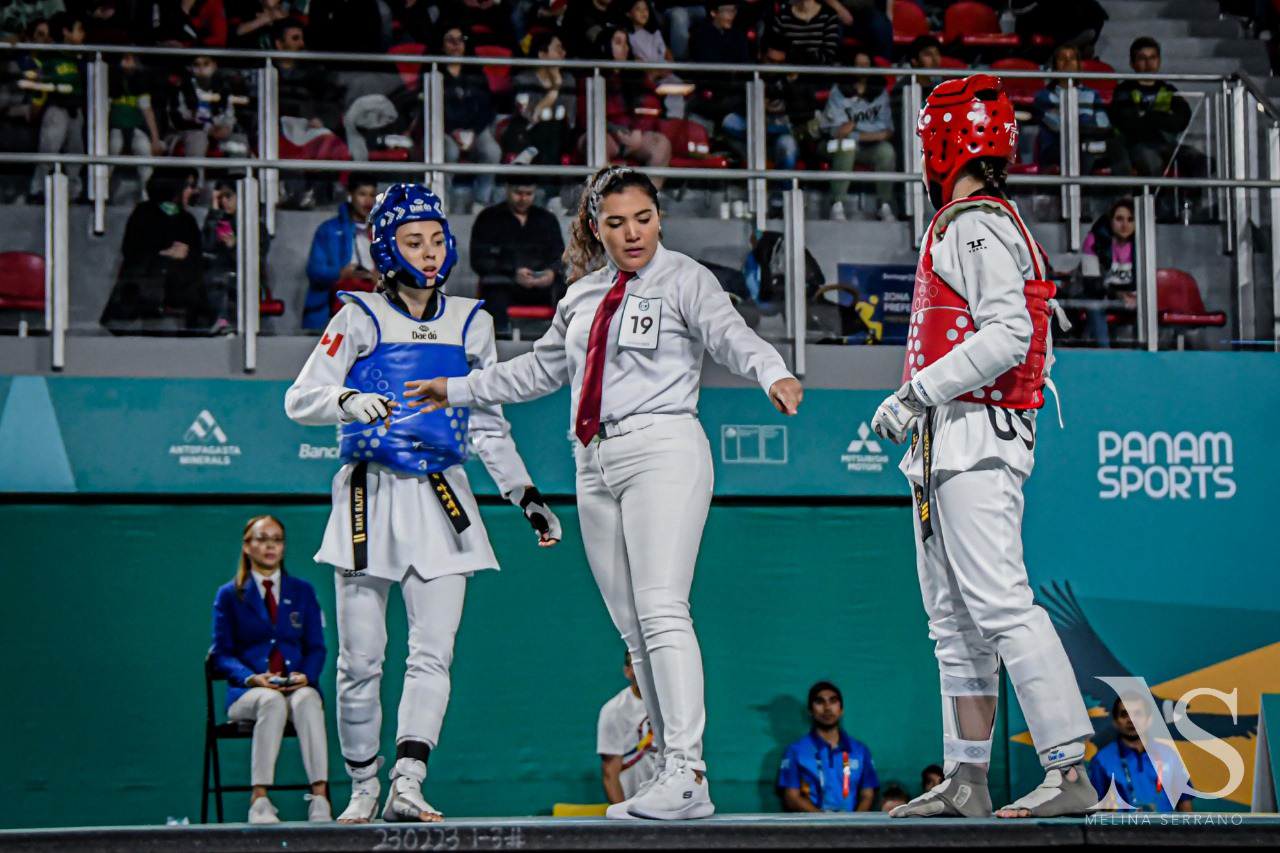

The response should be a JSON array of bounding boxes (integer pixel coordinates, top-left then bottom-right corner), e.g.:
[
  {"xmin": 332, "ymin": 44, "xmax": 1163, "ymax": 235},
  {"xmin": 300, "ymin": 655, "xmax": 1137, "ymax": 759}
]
[{"xmin": 3, "ymin": 813, "xmax": 1278, "ymax": 852}]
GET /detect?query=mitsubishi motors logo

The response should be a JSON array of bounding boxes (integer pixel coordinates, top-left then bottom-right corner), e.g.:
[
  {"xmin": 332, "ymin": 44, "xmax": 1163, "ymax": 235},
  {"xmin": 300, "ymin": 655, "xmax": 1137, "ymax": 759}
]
[
  {"xmin": 170, "ymin": 410, "xmax": 241, "ymax": 466},
  {"xmin": 841, "ymin": 423, "xmax": 890, "ymax": 473}
]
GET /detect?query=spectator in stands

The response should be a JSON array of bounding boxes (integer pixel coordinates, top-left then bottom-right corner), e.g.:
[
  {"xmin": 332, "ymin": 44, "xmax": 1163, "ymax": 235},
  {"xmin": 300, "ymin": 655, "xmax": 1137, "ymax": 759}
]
[
  {"xmin": 503, "ymin": 31, "xmax": 577, "ymax": 199},
  {"xmin": 880, "ymin": 784, "xmax": 910, "ymax": 812},
  {"xmin": 107, "ymin": 53, "xmax": 164, "ymax": 200},
  {"xmin": 227, "ymin": 0, "xmax": 290, "ymax": 49},
  {"xmin": 1087, "ymin": 698, "xmax": 1194, "ymax": 812},
  {"xmin": 661, "ymin": 0, "xmax": 708, "ymax": 62},
  {"xmin": 303, "ymin": 173, "xmax": 379, "ymax": 331},
  {"xmin": 1031, "ymin": 43, "xmax": 1111, "ymax": 170},
  {"xmin": 437, "ymin": 26, "xmax": 503, "ymax": 211},
  {"xmin": 203, "ymin": 178, "xmax": 272, "ymax": 332},
  {"xmin": 597, "ymin": 651, "xmax": 661, "ymax": 805},
  {"xmin": 724, "ymin": 38, "xmax": 816, "ymax": 183},
  {"xmin": 904, "ymin": 34, "xmax": 942, "ymax": 96},
  {"xmin": 921, "ymin": 764, "xmax": 943, "ymax": 793},
  {"xmin": 845, "ymin": 0, "xmax": 892, "ymax": 61},
  {"xmin": 1, "ymin": 2, "xmax": 61, "ymax": 42},
  {"xmin": 131, "ymin": 0, "xmax": 228, "ymax": 47},
  {"xmin": 599, "ymin": 24, "xmax": 673, "ymax": 186},
  {"xmin": 688, "ymin": 1, "xmax": 748, "ymax": 65},
  {"xmin": 273, "ymin": 18, "xmax": 351, "ymax": 210},
  {"xmin": 625, "ymin": 0, "xmax": 686, "ymax": 117},
  {"xmin": 168, "ymin": 54, "xmax": 245, "ymax": 183},
  {"xmin": 28, "ymin": 11, "xmax": 85, "ymax": 204},
  {"xmin": 766, "ymin": 0, "xmax": 843, "ymax": 67},
  {"xmin": 1012, "ymin": 0, "xmax": 1107, "ymax": 59},
  {"xmin": 100, "ymin": 167, "xmax": 207, "ymax": 331},
  {"xmin": 1077, "ymin": 196, "xmax": 1135, "ymax": 348},
  {"xmin": 560, "ymin": 0, "xmax": 620, "ymax": 57},
  {"xmin": 820, "ymin": 48, "xmax": 896, "ymax": 222},
  {"xmin": 1109, "ymin": 37, "xmax": 1193, "ymax": 180},
  {"xmin": 469, "ymin": 180, "xmax": 566, "ymax": 335},
  {"xmin": 210, "ymin": 515, "xmax": 331, "ymax": 824},
  {"xmin": 0, "ymin": 21, "xmax": 45, "ymax": 201},
  {"xmin": 778, "ymin": 681, "xmax": 879, "ymax": 812}
]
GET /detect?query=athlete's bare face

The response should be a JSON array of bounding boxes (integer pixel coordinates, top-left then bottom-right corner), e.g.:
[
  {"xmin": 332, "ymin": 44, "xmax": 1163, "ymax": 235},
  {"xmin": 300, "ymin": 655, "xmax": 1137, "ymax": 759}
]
[
  {"xmin": 594, "ymin": 186, "xmax": 660, "ymax": 272},
  {"xmin": 395, "ymin": 220, "xmax": 447, "ymax": 285}
]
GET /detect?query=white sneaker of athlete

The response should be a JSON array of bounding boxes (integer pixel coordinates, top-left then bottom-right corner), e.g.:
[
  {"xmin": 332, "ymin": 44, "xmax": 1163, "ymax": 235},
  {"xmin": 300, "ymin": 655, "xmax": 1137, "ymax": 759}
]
[
  {"xmin": 383, "ymin": 774, "xmax": 443, "ymax": 823},
  {"xmin": 305, "ymin": 793, "xmax": 332, "ymax": 822},
  {"xmin": 605, "ymin": 775, "xmax": 661, "ymax": 820},
  {"xmin": 336, "ymin": 776, "xmax": 381, "ymax": 824},
  {"xmin": 626, "ymin": 762, "xmax": 715, "ymax": 820},
  {"xmin": 247, "ymin": 796, "xmax": 280, "ymax": 824}
]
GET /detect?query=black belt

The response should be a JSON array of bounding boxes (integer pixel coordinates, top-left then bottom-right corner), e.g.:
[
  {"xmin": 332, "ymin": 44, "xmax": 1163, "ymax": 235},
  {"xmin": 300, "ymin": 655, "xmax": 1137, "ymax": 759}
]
[
  {"xmin": 347, "ymin": 460, "xmax": 370, "ymax": 577},
  {"xmin": 911, "ymin": 408, "xmax": 935, "ymax": 542},
  {"xmin": 428, "ymin": 471, "xmax": 471, "ymax": 535}
]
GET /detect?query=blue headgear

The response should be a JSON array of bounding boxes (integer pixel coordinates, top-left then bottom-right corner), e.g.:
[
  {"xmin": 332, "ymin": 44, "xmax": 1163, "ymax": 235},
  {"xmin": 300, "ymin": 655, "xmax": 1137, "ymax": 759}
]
[{"xmin": 370, "ymin": 183, "xmax": 458, "ymax": 289}]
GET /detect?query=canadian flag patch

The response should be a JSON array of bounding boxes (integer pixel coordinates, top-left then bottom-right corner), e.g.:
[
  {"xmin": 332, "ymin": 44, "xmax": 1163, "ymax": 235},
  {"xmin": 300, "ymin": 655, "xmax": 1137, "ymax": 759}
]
[{"xmin": 320, "ymin": 333, "xmax": 344, "ymax": 357}]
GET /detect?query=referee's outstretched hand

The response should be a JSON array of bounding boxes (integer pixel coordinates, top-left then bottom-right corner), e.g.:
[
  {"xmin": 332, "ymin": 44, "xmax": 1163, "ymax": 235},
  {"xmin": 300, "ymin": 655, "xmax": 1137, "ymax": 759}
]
[
  {"xmin": 404, "ymin": 378, "xmax": 451, "ymax": 411},
  {"xmin": 769, "ymin": 378, "xmax": 804, "ymax": 416}
]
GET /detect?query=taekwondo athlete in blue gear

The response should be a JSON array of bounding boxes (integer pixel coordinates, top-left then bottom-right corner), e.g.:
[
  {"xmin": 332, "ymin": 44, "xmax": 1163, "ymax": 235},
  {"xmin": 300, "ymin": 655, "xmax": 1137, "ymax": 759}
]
[{"xmin": 285, "ymin": 183, "xmax": 562, "ymax": 825}]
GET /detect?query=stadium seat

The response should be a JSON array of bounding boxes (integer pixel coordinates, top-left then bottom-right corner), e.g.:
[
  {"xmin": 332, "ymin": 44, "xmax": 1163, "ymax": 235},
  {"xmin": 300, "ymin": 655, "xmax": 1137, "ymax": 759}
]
[
  {"xmin": 944, "ymin": 1, "xmax": 1018, "ymax": 59},
  {"xmin": 259, "ymin": 284, "xmax": 285, "ymax": 319},
  {"xmin": 1156, "ymin": 268, "xmax": 1225, "ymax": 349},
  {"xmin": 659, "ymin": 118, "xmax": 730, "ymax": 168},
  {"xmin": 202, "ymin": 652, "xmax": 309, "ymax": 823},
  {"xmin": 990, "ymin": 58, "xmax": 1044, "ymax": 107},
  {"xmin": 939, "ymin": 55, "xmax": 969, "ymax": 70},
  {"xmin": 1081, "ymin": 58, "xmax": 1117, "ymax": 105},
  {"xmin": 0, "ymin": 251, "xmax": 45, "ymax": 313},
  {"xmin": 389, "ymin": 42, "xmax": 426, "ymax": 92},
  {"xmin": 891, "ymin": 0, "xmax": 931, "ymax": 46},
  {"xmin": 506, "ymin": 305, "xmax": 556, "ymax": 341},
  {"xmin": 475, "ymin": 45, "xmax": 514, "ymax": 100}
]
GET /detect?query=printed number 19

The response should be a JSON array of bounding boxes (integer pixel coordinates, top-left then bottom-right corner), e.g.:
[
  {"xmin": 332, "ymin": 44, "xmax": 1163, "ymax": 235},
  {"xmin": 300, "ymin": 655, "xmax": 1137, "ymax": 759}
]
[{"xmin": 631, "ymin": 316, "xmax": 653, "ymax": 334}]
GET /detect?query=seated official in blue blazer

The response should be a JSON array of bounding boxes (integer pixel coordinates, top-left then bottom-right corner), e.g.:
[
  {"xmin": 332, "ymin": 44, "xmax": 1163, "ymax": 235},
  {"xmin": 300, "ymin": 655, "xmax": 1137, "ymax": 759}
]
[{"xmin": 211, "ymin": 515, "xmax": 330, "ymax": 824}]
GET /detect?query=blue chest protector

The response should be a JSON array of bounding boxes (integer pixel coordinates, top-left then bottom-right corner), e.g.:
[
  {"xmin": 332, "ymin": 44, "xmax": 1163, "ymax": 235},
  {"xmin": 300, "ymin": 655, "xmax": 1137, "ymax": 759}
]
[{"xmin": 339, "ymin": 290, "xmax": 485, "ymax": 475}]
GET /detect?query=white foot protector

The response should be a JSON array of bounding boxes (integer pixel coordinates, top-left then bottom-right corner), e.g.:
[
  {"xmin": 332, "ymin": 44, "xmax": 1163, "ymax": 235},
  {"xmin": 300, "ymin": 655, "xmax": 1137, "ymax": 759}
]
[
  {"xmin": 383, "ymin": 775, "xmax": 443, "ymax": 823},
  {"xmin": 627, "ymin": 761, "xmax": 715, "ymax": 820},
  {"xmin": 890, "ymin": 764, "xmax": 992, "ymax": 818},
  {"xmin": 337, "ymin": 776, "xmax": 381, "ymax": 824},
  {"xmin": 998, "ymin": 764, "xmax": 1098, "ymax": 818},
  {"xmin": 247, "ymin": 796, "xmax": 280, "ymax": 825}
]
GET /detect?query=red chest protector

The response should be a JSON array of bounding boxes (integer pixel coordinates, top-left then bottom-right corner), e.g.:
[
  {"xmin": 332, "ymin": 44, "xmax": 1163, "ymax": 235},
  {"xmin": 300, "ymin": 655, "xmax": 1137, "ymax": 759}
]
[{"xmin": 903, "ymin": 196, "xmax": 1054, "ymax": 410}]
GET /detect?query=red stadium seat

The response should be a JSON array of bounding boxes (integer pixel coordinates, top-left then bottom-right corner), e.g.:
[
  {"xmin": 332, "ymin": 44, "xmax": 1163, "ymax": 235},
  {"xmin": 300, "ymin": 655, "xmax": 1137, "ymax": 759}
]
[
  {"xmin": 873, "ymin": 55, "xmax": 896, "ymax": 91},
  {"xmin": 259, "ymin": 284, "xmax": 285, "ymax": 318},
  {"xmin": 1156, "ymin": 269, "xmax": 1225, "ymax": 349},
  {"xmin": 0, "ymin": 251, "xmax": 45, "ymax": 313},
  {"xmin": 990, "ymin": 58, "xmax": 1043, "ymax": 107},
  {"xmin": 939, "ymin": 55, "xmax": 968, "ymax": 70},
  {"xmin": 508, "ymin": 306, "xmax": 555, "ymax": 320},
  {"xmin": 475, "ymin": 45, "xmax": 514, "ymax": 98},
  {"xmin": 892, "ymin": 1, "xmax": 931, "ymax": 46},
  {"xmin": 389, "ymin": 43, "xmax": 426, "ymax": 92},
  {"xmin": 943, "ymin": 1, "xmax": 1000, "ymax": 43},
  {"xmin": 659, "ymin": 118, "xmax": 730, "ymax": 168},
  {"xmin": 1081, "ymin": 58, "xmax": 1117, "ymax": 105}
]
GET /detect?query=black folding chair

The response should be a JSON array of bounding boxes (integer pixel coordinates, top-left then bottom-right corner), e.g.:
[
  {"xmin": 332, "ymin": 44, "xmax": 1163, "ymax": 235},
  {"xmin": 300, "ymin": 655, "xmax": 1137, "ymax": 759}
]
[{"xmin": 201, "ymin": 651, "xmax": 310, "ymax": 823}]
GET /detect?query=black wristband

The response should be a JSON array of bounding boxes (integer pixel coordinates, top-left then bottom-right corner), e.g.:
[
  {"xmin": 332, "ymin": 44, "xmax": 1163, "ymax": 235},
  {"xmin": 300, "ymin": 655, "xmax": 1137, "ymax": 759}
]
[{"xmin": 519, "ymin": 486, "xmax": 545, "ymax": 510}]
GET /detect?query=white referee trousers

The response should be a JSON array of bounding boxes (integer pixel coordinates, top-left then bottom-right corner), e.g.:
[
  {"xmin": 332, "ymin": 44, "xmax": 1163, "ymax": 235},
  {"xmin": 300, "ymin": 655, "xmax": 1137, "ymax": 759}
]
[
  {"xmin": 227, "ymin": 686, "xmax": 329, "ymax": 786},
  {"xmin": 914, "ymin": 465, "xmax": 1093, "ymax": 766},
  {"xmin": 576, "ymin": 416, "xmax": 713, "ymax": 774},
  {"xmin": 334, "ymin": 572, "xmax": 468, "ymax": 765}
]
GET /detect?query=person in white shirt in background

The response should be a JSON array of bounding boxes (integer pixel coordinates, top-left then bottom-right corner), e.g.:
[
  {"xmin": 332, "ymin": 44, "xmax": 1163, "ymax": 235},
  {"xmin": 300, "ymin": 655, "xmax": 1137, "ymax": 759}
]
[
  {"xmin": 598, "ymin": 651, "xmax": 662, "ymax": 804},
  {"xmin": 406, "ymin": 165, "xmax": 805, "ymax": 820},
  {"xmin": 285, "ymin": 183, "xmax": 561, "ymax": 825},
  {"xmin": 871, "ymin": 75, "xmax": 1097, "ymax": 820}
]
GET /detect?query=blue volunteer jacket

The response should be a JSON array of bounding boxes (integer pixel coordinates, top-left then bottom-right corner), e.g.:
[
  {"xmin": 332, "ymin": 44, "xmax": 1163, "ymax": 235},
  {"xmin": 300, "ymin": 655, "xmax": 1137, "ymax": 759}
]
[
  {"xmin": 304, "ymin": 202, "xmax": 362, "ymax": 329},
  {"xmin": 211, "ymin": 572, "xmax": 326, "ymax": 710}
]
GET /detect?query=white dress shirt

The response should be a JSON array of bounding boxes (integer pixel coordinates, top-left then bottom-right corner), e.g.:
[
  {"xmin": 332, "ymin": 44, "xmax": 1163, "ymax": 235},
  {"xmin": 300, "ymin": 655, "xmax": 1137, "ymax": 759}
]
[
  {"xmin": 251, "ymin": 568, "xmax": 282, "ymax": 609},
  {"xmin": 447, "ymin": 244, "xmax": 794, "ymax": 429}
]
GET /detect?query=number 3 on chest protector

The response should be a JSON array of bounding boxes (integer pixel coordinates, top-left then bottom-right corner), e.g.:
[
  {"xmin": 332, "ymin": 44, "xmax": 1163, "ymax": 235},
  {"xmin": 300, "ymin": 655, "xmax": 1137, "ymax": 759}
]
[{"xmin": 617, "ymin": 295, "xmax": 661, "ymax": 350}]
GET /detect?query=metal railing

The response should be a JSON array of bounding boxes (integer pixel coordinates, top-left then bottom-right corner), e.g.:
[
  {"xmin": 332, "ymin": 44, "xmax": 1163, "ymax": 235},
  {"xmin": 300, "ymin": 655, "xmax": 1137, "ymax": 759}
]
[{"xmin": 2, "ymin": 41, "xmax": 1278, "ymax": 369}]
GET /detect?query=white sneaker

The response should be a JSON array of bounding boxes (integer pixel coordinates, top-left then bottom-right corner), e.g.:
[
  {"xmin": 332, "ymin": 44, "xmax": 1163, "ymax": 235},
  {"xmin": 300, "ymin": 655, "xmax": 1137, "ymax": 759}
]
[
  {"xmin": 605, "ymin": 774, "xmax": 661, "ymax": 820},
  {"xmin": 247, "ymin": 796, "xmax": 280, "ymax": 824},
  {"xmin": 337, "ymin": 776, "xmax": 381, "ymax": 823},
  {"xmin": 878, "ymin": 202, "xmax": 896, "ymax": 222},
  {"xmin": 626, "ymin": 760, "xmax": 714, "ymax": 820},
  {"xmin": 305, "ymin": 793, "xmax": 332, "ymax": 822},
  {"xmin": 829, "ymin": 201, "xmax": 847, "ymax": 221},
  {"xmin": 383, "ymin": 774, "xmax": 443, "ymax": 822}
]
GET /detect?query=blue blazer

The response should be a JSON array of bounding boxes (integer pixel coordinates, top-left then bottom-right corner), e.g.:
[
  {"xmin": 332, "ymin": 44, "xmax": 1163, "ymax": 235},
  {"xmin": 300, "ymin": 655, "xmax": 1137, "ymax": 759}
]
[{"xmin": 211, "ymin": 572, "xmax": 326, "ymax": 710}]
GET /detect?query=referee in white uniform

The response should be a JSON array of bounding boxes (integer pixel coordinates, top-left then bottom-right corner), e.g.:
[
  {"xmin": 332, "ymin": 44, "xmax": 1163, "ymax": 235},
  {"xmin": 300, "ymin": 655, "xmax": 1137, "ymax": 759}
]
[{"xmin": 407, "ymin": 166, "xmax": 804, "ymax": 820}]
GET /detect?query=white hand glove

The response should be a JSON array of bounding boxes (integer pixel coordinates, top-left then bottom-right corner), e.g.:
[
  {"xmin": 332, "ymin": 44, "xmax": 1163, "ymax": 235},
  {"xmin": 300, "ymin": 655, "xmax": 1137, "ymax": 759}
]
[
  {"xmin": 871, "ymin": 381, "xmax": 926, "ymax": 445},
  {"xmin": 513, "ymin": 486, "xmax": 562, "ymax": 545},
  {"xmin": 339, "ymin": 391, "xmax": 394, "ymax": 425}
]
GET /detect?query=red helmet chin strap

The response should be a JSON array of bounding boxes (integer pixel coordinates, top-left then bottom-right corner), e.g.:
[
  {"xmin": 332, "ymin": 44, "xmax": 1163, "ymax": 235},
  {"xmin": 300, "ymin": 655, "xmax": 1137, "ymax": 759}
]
[{"xmin": 917, "ymin": 74, "xmax": 1018, "ymax": 206}]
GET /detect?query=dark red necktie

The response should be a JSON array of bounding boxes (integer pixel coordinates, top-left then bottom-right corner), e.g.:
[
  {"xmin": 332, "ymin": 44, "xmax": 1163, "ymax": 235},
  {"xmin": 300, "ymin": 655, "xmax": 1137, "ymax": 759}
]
[
  {"xmin": 576, "ymin": 270, "xmax": 634, "ymax": 446},
  {"xmin": 263, "ymin": 579, "xmax": 286, "ymax": 675}
]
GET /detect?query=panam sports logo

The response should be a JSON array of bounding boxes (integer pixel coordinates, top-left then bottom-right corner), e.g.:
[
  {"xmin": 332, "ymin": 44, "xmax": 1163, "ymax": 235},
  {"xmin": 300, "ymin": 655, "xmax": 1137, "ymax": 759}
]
[
  {"xmin": 1097, "ymin": 430, "xmax": 1235, "ymax": 500},
  {"xmin": 169, "ymin": 410, "xmax": 242, "ymax": 467}
]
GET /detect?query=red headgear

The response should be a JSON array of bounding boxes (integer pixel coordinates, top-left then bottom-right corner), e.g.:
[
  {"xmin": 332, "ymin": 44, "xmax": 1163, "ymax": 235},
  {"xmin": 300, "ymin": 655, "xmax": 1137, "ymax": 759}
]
[{"xmin": 916, "ymin": 74, "xmax": 1018, "ymax": 208}]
